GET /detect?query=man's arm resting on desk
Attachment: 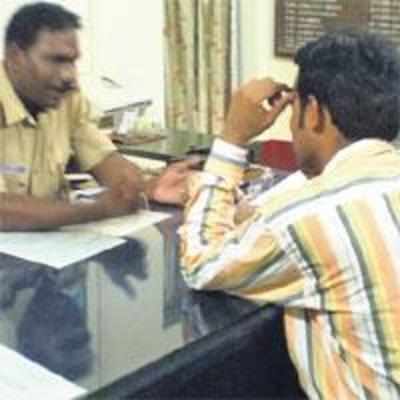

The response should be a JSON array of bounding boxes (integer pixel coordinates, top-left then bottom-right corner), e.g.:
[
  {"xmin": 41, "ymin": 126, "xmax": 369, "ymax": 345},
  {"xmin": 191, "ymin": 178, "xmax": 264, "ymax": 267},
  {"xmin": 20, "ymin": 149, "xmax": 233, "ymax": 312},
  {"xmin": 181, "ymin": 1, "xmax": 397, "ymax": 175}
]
[
  {"xmin": 0, "ymin": 188, "xmax": 137, "ymax": 231},
  {"xmin": 0, "ymin": 153, "xmax": 148, "ymax": 231},
  {"xmin": 179, "ymin": 139, "xmax": 303, "ymax": 304},
  {"xmin": 91, "ymin": 152, "xmax": 199, "ymax": 206},
  {"xmin": 90, "ymin": 152, "xmax": 144, "ymax": 198},
  {"xmin": 179, "ymin": 78, "xmax": 301, "ymax": 303},
  {"xmin": 0, "ymin": 152, "xmax": 199, "ymax": 231}
]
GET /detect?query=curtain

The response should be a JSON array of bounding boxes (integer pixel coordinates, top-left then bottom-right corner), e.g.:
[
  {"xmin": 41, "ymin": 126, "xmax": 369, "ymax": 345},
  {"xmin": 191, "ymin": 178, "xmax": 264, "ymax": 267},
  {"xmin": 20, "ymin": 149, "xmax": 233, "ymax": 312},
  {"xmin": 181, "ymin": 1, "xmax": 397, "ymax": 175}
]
[{"xmin": 164, "ymin": 0, "xmax": 232, "ymax": 135}]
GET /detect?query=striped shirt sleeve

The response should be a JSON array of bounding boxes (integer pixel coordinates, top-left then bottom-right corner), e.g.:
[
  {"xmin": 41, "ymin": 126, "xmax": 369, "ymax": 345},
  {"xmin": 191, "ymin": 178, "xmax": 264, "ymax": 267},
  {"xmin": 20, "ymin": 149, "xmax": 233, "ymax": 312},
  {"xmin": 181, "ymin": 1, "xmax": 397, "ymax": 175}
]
[{"xmin": 179, "ymin": 139, "xmax": 304, "ymax": 304}]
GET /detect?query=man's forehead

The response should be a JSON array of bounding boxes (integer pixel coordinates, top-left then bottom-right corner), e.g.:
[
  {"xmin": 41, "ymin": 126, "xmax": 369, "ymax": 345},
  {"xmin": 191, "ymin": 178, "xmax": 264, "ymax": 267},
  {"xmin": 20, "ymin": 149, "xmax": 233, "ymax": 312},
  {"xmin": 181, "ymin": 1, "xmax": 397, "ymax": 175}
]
[{"xmin": 30, "ymin": 29, "xmax": 80, "ymax": 57}]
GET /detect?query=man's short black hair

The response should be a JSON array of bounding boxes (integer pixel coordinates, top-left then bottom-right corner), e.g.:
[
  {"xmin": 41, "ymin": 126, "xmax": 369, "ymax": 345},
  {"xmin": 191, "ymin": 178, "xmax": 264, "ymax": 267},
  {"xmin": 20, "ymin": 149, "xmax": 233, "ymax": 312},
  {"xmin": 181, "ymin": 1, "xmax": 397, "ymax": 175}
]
[
  {"xmin": 294, "ymin": 29, "xmax": 400, "ymax": 142},
  {"xmin": 5, "ymin": 2, "xmax": 81, "ymax": 49}
]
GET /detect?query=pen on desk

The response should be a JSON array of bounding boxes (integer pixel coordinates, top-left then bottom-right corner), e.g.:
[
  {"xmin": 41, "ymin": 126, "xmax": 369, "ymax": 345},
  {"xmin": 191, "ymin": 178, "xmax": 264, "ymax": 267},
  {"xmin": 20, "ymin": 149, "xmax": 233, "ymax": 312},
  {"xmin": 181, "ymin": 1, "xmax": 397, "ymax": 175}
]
[{"xmin": 139, "ymin": 192, "xmax": 150, "ymax": 210}]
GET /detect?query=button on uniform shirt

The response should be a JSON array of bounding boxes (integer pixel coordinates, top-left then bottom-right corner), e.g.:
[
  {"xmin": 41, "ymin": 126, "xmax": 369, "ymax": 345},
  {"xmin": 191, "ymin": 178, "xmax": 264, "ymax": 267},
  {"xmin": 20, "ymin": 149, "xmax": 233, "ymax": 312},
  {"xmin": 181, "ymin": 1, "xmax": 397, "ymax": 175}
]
[
  {"xmin": 0, "ymin": 63, "xmax": 116, "ymax": 199},
  {"xmin": 180, "ymin": 138, "xmax": 400, "ymax": 399}
]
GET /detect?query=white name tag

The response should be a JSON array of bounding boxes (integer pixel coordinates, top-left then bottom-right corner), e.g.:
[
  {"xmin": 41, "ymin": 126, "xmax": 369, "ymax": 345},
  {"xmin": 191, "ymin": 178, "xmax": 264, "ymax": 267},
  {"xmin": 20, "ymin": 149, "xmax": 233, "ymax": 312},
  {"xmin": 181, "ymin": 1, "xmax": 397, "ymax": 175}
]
[{"xmin": 0, "ymin": 163, "xmax": 27, "ymax": 175}]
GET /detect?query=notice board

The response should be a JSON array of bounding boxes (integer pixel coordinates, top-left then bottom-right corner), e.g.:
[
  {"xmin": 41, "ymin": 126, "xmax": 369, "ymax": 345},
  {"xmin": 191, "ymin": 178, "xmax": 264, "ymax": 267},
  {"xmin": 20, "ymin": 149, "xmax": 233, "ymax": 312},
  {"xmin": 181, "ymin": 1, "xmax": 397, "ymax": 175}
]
[{"xmin": 275, "ymin": 0, "xmax": 400, "ymax": 57}]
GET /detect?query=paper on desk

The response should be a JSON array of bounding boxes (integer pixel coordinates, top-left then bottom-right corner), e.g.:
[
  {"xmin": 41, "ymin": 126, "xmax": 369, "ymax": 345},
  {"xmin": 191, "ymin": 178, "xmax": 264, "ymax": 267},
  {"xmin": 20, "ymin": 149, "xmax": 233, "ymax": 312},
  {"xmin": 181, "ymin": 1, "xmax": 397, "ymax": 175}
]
[
  {"xmin": 123, "ymin": 154, "xmax": 166, "ymax": 170},
  {"xmin": 0, "ymin": 343, "xmax": 86, "ymax": 400},
  {"xmin": 64, "ymin": 172, "xmax": 93, "ymax": 182},
  {"xmin": 62, "ymin": 209, "xmax": 169, "ymax": 237},
  {"xmin": 0, "ymin": 231, "xmax": 125, "ymax": 269}
]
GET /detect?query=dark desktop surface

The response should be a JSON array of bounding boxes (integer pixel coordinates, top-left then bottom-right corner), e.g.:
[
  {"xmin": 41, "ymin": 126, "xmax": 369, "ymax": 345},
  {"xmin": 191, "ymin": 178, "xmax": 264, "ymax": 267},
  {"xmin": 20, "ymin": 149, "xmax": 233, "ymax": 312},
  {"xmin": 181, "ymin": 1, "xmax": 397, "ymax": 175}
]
[
  {"xmin": 115, "ymin": 128, "xmax": 215, "ymax": 161},
  {"xmin": 115, "ymin": 129, "xmax": 297, "ymax": 174},
  {"xmin": 0, "ymin": 207, "xmax": 303, "ymax": 398}
]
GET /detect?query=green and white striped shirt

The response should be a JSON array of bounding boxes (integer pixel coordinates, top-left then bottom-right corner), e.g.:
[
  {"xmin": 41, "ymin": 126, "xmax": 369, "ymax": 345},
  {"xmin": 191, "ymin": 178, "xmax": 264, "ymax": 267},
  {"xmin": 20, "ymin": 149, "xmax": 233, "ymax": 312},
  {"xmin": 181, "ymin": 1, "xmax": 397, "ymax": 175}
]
[{"xmin": 180, "ymin": 138, "xmax": 400, "ymax": 399}]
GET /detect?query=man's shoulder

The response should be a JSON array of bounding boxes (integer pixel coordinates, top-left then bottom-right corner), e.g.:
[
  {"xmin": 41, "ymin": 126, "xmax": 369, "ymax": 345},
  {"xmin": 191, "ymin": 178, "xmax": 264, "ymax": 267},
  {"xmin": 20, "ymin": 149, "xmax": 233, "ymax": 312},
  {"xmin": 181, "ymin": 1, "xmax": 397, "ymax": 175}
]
[
  {"xmin": 59, "ymin": 90, "xmax": 99, "ymax": 121},
  {"xmin": 256, "ymin": 169, "xmax": 363, "ymax": 227},
  {"xmin": 0, "ymin": 62, "xmax": 26, "ymax": 127},
  {"xmin": 0, "ymin": 102, "xmax": 7, "ymax": 128},
  {"xmin": 259, "ymin": 160, "xmax": 400, "ymax": 229}
]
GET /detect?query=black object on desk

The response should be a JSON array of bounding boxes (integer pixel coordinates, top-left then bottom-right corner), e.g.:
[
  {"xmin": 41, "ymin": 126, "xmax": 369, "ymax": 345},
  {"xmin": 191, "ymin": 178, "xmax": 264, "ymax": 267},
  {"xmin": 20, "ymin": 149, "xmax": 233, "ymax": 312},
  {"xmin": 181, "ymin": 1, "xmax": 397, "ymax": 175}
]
[
  {"xmin": 116, "ymin": 128, "xmax": 214, "ymax": 162},
  {"xmin": 116, "ymin": 129, "xmax": 296, "ymax": 169}
]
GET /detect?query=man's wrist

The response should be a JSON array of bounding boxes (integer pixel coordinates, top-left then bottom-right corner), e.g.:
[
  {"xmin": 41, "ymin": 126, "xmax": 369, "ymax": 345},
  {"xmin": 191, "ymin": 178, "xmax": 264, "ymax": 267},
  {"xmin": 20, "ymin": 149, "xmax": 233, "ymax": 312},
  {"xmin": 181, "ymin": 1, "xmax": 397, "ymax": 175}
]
[{"xmin": 204, "ymin": 138, "xmax": 248, "ymax": 184}]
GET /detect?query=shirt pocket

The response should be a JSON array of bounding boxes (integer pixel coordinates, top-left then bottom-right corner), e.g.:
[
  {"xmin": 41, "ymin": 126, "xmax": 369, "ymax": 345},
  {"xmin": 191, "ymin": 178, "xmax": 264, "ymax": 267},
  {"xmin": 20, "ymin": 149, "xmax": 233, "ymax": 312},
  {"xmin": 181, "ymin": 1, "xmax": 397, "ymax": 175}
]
[
  {"xmin": 1, "ymin": 166, "xmax": 29, "ymax": 195},
  {"xmin": 31, "ymin": 135, "xmax": 72, "ymax": 199}
]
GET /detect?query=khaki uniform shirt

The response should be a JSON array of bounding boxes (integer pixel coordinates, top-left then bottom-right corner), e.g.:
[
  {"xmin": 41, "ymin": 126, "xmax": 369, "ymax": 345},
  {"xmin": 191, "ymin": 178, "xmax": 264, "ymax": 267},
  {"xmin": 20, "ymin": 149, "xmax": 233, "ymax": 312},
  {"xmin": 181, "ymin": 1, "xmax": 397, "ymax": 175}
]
[{"xmin": 0, "ymin": 63, "xmax": 116, "ymax": 199}]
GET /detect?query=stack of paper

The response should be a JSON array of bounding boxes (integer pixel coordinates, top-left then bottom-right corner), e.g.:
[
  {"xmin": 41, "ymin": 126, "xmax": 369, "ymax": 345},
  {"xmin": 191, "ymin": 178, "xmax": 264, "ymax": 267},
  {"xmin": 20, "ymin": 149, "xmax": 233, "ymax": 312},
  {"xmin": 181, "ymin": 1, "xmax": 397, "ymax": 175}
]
[
  {"xmin": 62, "ymin": 210, "xmax": 169, "ymax": 237},
  {"xmin": 0, "ymin": 231, "xmax": 125, "ymax": 270},
  {"xmin": 0, "ymin": 344, "xmax": 86, "ymax": 399},
  {"xmin": 0, "ymin": 212, "xmax": 169, "ymax": 270}
]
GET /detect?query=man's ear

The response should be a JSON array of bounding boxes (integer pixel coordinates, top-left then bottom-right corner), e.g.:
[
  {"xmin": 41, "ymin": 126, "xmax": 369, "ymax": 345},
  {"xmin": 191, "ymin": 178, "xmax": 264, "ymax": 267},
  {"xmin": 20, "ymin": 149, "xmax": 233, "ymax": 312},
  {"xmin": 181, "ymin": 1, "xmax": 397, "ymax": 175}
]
[
  {"xmin": 5, "ymin": 43, "xmax": 25, "ymax": 63},
  {"xmin": 304, "ymin": 95, "xmax": 325, "ymax": 133},
  {"xmin": 5, "ymin": 44, "xmax": 29, "ymax": 77}
]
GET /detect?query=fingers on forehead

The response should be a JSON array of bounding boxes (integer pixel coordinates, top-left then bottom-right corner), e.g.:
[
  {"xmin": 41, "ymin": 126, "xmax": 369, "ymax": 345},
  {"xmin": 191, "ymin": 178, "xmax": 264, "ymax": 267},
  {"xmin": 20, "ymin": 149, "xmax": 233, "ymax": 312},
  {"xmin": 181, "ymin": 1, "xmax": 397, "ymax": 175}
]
[{"xmin": 257, "ymin": 78, "xmax": 292, "ymax": 92}]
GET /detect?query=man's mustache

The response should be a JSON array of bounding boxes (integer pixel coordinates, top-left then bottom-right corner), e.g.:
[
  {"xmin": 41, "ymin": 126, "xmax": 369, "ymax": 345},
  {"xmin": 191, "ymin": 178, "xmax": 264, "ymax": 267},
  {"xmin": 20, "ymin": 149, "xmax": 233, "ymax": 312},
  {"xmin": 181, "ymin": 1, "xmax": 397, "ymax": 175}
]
[{"xmin": 53, "ymin": 83, "xmax": 78, "ymax": 93}]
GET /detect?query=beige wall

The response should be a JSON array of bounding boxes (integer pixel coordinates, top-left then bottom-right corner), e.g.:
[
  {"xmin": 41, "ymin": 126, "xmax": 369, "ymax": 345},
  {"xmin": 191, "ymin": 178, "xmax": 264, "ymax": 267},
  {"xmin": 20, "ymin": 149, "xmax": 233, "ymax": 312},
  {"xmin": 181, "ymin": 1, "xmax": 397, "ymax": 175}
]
[{"xmin": 239, "ymin": 0, "xmax": 297, "ymax": 141}]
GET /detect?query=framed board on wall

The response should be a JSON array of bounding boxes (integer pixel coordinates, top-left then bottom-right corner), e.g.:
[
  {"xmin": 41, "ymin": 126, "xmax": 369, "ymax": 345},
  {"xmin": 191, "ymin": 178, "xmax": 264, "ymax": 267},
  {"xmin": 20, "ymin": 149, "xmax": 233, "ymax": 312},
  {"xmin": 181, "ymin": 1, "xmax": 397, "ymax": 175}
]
[{"xmin": 275, "ymin": 0, "xmax": 400, "ymax": 57}]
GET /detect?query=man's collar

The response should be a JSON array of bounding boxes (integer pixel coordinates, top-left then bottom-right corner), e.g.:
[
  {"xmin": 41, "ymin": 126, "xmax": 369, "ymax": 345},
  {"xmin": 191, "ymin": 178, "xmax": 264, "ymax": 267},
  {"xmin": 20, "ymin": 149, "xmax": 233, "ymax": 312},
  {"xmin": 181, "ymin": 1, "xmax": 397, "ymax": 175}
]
[
  {"xmin": 323, "ymin": 139, "xmax": 394, "ymax": 174},
  {"xmin": 0, "ymin": 62, "xmax": 35, "ymax": 127}
]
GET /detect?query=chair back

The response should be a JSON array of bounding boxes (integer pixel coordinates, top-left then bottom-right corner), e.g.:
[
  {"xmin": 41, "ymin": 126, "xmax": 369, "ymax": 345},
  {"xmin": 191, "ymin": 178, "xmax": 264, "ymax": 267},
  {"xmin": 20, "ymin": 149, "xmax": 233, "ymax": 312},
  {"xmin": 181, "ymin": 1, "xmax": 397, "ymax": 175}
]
[{"xmin": 259, "ymin": 140, "xmax": 298, "ymax": 172}]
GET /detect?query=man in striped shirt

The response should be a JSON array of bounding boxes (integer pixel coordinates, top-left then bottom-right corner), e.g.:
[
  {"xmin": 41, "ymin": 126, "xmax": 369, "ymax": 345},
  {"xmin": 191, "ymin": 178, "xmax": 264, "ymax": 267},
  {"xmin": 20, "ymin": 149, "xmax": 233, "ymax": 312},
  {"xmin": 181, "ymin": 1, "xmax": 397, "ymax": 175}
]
[{"xmin": 180, "ymin": 30, "xmax": 400, "ymax": 399}]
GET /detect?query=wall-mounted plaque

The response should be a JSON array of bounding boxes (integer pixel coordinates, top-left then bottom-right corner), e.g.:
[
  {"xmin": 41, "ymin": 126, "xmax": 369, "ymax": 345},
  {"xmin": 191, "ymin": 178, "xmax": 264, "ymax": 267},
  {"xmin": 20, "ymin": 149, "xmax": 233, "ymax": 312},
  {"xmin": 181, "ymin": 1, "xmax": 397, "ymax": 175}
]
[{"xmin": 275, "ymin": 0, "xmax": 400, "ymax": 57}]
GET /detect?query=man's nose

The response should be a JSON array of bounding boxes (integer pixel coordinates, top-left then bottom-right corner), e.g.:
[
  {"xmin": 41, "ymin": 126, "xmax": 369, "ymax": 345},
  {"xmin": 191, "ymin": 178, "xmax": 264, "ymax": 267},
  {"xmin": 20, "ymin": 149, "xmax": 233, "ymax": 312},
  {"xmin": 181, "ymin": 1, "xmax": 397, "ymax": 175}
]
[{"xmin": 60, "ymin": 63, "xmax": 77, "ymax": 88}]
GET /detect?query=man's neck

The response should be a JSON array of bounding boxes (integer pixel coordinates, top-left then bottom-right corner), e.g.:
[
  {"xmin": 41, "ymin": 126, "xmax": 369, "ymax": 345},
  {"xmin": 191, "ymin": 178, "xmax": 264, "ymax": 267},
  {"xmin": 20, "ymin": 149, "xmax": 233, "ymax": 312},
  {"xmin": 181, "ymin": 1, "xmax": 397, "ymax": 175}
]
[{"xmin": 19, "ymin": 96, "xmax": 42, "ymax": 120}]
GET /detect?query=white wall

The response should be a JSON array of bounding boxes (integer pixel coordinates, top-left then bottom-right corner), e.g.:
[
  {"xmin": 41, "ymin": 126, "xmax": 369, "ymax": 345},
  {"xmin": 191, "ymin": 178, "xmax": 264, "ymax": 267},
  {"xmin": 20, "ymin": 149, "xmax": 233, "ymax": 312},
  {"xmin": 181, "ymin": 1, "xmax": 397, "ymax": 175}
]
[{"xmin": 239, "ymin": 0, "xmax": 296, "ymax": 140}]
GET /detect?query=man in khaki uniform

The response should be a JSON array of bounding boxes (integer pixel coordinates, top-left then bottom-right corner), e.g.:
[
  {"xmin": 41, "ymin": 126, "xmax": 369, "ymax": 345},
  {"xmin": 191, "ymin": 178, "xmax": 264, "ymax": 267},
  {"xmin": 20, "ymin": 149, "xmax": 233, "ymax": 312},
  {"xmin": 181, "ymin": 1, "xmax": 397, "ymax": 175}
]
[{"xmin": 0, "ymin": 2, "xmax": 194, "ymax": 231}]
